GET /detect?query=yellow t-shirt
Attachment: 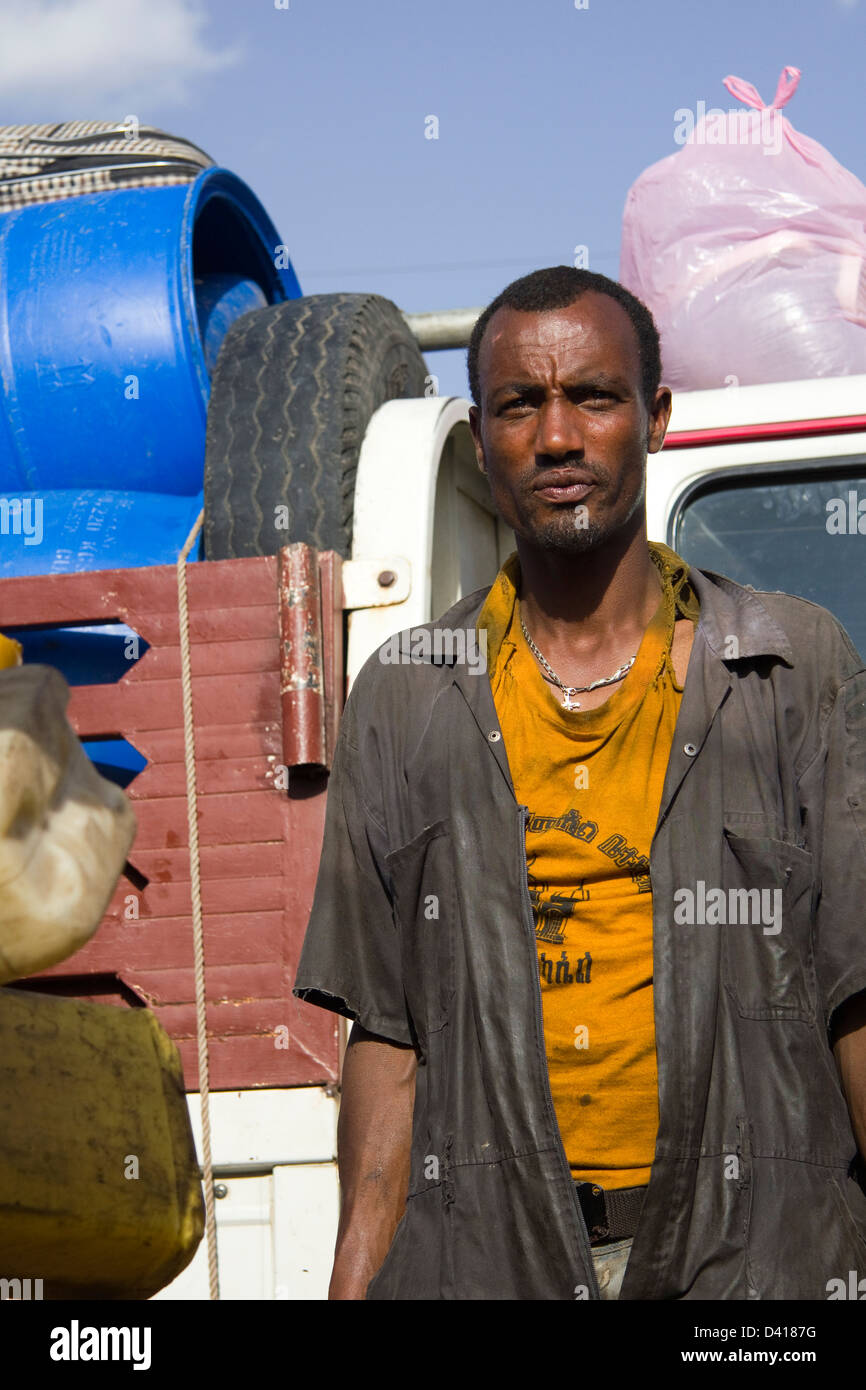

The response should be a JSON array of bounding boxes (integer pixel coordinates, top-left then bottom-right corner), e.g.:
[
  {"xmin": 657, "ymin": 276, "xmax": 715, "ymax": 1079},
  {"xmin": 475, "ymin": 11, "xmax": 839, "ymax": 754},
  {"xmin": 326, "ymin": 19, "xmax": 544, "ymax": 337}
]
[{"xmin": 476, "ymin": 543, "xmax": 700, "ymax": 1189}]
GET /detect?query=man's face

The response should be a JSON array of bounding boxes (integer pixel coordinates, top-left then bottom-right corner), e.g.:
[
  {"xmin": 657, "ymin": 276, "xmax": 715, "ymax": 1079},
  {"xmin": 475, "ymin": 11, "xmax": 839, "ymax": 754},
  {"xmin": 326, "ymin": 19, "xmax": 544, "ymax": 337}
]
[{"xmin": 468, "ymin": 292, "xmax": 671, "ymax": 555}]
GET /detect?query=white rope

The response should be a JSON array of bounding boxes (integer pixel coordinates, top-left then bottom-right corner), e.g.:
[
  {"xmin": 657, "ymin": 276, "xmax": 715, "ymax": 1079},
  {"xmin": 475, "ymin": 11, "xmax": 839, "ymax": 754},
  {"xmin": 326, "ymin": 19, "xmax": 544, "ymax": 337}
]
[{"xmin": 176, "ymin": 509, "xmax": 220, "ymax": 1300}]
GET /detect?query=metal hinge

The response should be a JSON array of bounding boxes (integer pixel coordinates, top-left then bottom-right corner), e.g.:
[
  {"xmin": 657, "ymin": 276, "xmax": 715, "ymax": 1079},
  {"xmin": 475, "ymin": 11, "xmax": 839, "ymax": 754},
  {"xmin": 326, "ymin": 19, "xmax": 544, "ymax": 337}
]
[{"xmin": 341, "ymin": 557, "xmax": 411, "ymax": 610}]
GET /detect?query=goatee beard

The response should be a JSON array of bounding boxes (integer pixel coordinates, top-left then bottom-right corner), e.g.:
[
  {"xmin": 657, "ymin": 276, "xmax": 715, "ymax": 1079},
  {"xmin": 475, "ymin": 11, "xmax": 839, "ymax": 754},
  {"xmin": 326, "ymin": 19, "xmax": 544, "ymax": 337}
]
[{"xmin": 529, "ymin": 514, "xmax": 608, "ymax": 554}]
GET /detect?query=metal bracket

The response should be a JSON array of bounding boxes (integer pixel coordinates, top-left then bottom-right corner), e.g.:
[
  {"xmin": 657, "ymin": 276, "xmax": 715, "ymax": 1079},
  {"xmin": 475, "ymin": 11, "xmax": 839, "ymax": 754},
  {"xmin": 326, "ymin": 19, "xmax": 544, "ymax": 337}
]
[{"xmin": 341, "ymin": 557, "xmax": 411, "ymax": 610}]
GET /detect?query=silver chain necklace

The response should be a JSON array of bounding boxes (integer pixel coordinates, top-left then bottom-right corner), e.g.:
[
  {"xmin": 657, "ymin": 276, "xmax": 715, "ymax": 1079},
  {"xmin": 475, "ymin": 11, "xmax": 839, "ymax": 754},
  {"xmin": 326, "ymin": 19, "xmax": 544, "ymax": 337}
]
[{"xmin": 519, "ymin": 606, "xmax": 636, "ymax": 710}]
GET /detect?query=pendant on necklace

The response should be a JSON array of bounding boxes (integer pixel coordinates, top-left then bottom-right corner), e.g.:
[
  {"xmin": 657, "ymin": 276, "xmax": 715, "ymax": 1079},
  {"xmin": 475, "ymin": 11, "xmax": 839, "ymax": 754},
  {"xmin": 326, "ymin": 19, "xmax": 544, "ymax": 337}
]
[{"xmin": 562, "ymin": 689, "xmax": 581, "ymax": 710}]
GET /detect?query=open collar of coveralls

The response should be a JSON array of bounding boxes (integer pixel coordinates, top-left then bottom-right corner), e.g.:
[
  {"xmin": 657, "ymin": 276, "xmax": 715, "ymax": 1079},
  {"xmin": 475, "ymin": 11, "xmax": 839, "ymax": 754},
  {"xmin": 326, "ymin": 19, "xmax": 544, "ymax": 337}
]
[{"xmin": 434, "ymin": 553, "xmax": 795, "ymax": 823}]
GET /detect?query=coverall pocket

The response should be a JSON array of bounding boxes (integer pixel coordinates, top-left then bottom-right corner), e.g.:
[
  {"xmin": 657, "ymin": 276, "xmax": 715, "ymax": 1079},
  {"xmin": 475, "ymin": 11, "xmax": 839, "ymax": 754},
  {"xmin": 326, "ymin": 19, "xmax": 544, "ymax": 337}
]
[
  {"xmin": 721, "ymin": 825, "xmax": 816, "ymax": 1020},
  {"xmin": 386, "ymin": 819, "xmax": 455, "ymax": 1036}
]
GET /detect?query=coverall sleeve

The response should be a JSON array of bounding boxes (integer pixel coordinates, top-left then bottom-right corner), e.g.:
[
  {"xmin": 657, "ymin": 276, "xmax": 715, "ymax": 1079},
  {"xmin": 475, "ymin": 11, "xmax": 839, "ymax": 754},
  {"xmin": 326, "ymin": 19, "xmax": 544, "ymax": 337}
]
[
  {"xmin": 813, "ymin": 665, "xmax": 866, "ymax": 1028},
  {"xmin": 292, "ymin": 683, "xmax": 412, "ymax": 1046}
]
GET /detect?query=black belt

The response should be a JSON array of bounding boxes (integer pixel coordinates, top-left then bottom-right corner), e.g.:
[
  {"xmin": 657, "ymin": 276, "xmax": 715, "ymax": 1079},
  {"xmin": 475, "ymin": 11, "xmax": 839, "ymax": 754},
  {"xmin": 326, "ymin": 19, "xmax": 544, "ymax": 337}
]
[{"xmin": 573, "ymin": 1181, "xmax": 647, "ymax": 1245}]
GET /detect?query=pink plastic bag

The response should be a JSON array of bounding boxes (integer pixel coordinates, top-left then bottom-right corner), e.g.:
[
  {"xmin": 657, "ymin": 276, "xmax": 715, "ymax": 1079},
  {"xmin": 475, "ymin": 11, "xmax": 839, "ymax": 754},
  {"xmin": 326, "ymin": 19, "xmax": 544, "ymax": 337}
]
[{"xmin": 619, "ymin": 68, "xmax": 866, "ymax": 390}]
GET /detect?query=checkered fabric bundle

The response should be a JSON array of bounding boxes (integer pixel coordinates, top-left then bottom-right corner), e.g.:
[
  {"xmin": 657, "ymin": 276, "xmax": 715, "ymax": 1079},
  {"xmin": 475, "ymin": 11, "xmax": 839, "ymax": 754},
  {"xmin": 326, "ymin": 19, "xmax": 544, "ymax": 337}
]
[{"xmin": 0, "ymin": 121, "xmax": 215, "ymax": 211}]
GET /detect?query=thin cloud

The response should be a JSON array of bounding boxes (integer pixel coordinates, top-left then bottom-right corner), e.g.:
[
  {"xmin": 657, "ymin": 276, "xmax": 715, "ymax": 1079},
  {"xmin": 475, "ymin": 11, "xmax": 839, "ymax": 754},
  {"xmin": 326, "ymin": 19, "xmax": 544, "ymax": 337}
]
[{"xmin": 0, "ymin": 0, "xmax": 240, "ymax": 115}]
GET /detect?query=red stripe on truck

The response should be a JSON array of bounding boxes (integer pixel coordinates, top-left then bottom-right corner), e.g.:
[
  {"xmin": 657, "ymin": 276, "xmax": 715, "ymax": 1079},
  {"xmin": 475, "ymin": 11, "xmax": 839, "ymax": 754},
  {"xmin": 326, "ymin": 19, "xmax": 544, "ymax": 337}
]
[{"xmin": 664, "ymin": 415, "xmax": 866, "ymax": 449}]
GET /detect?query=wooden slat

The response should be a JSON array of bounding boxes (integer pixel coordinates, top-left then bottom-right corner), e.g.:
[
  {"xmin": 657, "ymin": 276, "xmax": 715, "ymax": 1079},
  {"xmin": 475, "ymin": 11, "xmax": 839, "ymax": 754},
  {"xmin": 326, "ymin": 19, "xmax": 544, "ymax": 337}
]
[
  {"xmin": 46, "ymin": 912, "xmax": 284, "ymax": 971},
  {"xmin": 122, "ymin": 637, "xmax": 281, "ymax": 683},
  {"xmin": 128, "ymin": 755, "xmax": 279, "ymax": 801},
  {"xmin": 117, "ymin": 842, "xmax": 287, "ymax": 886},
  {"xmin": 69, "ymin": 668, "xmax": 281, "ymax": 736},
  {"xmin": 157, "ymin": 995, "xmax": 315, "ymax": 1038},
  {"xmin": 175, "ymin": 1031, "xmax": 338, "ymax": 1090},
  {"xmin": 47, "ymin": 603, "xmax": 281, "ymax": 650},
  {"xmin": 123, "ymin": 789, "xmax": 284, "ymax": 851},
  {"xmin": 125, "ymin": 724, "xmax": 283, "ymax": 763},
  {"xmin": 0, "ymin": 555, "xmax": 279, "ymax": 620},
  {"xmin": 122, "ymin": 963, "xmax": 290, "ymax": 1006}
]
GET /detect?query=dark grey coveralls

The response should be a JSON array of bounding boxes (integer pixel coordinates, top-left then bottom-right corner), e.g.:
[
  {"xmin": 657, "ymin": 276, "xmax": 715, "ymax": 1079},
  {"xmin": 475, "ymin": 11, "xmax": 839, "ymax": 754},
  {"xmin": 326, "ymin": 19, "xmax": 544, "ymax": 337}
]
[{"xmin": 294, "ymin": 562, "xmax": 866, "ymax": 1300}]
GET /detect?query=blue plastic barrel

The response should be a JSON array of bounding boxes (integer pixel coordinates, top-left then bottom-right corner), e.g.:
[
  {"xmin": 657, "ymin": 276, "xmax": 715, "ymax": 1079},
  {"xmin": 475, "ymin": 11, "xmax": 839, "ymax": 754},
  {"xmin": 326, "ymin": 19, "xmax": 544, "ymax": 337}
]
[
  {"xmin": 0, "ymin": 165, "xmax": 302, "ymax": 784},
  {"xmin": 196, "ymin": 273, "xmax": 269, "ymax": 374},
  {"xmin": 0, "ymin": 167, "xmax": 300, "ymax": 499}
]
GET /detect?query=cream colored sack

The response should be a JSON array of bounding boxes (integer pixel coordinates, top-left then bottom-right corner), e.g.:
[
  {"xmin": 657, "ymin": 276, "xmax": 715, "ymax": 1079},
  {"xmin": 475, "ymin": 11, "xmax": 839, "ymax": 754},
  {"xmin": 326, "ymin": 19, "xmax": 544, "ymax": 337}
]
[{"xmin": 0, "ymin": 664, "xmax": 136, "ymax": 984}]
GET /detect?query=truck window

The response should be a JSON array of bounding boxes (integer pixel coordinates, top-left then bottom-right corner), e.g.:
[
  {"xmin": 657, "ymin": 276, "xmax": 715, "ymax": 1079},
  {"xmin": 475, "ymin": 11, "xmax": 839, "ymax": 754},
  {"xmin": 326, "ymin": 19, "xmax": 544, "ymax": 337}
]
[{"xmin": 671, "ymin": 464, "xmax": 866, "ymax": 660}]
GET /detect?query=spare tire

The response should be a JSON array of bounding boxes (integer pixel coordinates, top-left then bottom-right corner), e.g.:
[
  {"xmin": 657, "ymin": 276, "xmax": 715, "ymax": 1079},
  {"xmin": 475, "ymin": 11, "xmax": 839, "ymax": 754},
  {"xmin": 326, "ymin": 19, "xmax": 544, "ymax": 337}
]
[{"xmin": 203, "ymin": 293, "xmax": 429, "ymax": 560}]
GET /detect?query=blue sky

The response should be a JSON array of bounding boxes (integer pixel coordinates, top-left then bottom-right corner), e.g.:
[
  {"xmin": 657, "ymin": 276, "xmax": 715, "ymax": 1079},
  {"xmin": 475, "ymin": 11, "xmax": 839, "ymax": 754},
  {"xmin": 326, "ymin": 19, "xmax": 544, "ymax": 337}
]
[{"xmin": 1, "ymin": 0, "xmax": 863, "ymax": 395}]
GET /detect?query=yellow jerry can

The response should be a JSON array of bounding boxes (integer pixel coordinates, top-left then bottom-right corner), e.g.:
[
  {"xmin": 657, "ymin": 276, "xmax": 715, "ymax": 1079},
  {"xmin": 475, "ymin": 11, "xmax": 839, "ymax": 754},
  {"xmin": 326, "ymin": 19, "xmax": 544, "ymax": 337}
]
[
  {"xmin": 0, "ymin": 988, "xmax": 204, "ymax": 1298},
  {"xmin": 0, "ymin": 635, "xmax": 20, "ymax": 670}
]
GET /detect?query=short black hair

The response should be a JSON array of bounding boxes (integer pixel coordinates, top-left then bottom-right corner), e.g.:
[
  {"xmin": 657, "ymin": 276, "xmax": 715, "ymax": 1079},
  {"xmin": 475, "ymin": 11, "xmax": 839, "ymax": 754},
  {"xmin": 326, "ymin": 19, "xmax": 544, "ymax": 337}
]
[{"xmin": 467, "ymin": 265, "xmax": 661, "ymax": 412}]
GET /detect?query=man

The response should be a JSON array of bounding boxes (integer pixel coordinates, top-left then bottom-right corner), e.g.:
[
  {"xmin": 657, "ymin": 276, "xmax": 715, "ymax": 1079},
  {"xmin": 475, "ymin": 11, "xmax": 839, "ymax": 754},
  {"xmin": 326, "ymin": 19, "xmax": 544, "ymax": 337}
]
[{"xmin": 294, "ymin": 266, "xmax": 866, "ymax": 1301}]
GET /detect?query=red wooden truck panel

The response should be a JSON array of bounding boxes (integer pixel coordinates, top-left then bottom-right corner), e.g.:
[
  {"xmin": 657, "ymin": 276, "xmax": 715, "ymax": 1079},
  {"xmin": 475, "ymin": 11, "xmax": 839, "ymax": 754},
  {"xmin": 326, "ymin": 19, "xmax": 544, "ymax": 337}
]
[{"xmin": 1, "ymin": 548, "xmax": 343, "ymax": 1090}]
